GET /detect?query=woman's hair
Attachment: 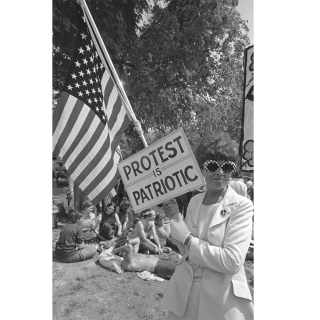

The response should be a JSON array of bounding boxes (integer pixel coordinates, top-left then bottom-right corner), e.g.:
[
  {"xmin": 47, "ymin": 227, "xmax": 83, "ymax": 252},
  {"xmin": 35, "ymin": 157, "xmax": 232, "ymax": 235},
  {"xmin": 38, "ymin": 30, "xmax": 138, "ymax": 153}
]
[
  {"xmin": 155, "ymin": 212, "xmax": 165, "ymax": 223},
  {"xmin": 232, "ymin": 171, "xmax": 243, "ymax": 179},
  {"xmin": 140, "ymin": 209, "xmax": 155, "ymax": 218},
  {"xmin": 82, "ymin": 201, "xmax": 93, "ymax": 209},
  {"xmin": 105, "ymin": 202, "xmax": 116, "ymax": 214},
  {"xmin": 195, "ymin": 134, "xmax": 238, "ymax": 169},
  {"xmin": 68, "ymin": 211, "xmax": 84, "ymax": 223}
]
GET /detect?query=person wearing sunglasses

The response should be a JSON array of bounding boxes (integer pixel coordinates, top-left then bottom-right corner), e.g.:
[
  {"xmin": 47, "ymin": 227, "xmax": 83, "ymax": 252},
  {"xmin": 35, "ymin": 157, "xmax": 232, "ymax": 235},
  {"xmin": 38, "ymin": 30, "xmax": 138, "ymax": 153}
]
[{"xmin": 161, "ymin": 134, "xmax": 254, "ymax": 320}]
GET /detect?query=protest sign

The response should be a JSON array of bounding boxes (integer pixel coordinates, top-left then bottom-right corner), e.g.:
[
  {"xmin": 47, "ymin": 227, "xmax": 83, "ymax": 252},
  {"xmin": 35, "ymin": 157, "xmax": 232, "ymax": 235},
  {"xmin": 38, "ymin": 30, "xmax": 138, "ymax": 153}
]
[
  {"xmin": 240, "ymin": 45, "xmax": 254, "ymax": 172},
  {"xmin": 118, "ymin": 128, "xmax": 205, "ymax": 213}
]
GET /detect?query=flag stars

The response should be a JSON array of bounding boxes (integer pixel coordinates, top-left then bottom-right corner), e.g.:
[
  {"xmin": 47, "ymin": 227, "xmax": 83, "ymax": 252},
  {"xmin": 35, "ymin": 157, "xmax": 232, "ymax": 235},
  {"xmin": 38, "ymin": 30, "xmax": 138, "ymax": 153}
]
[
  {"xmin": 67, "ymin": 85, "xmax": 73, "ymax": 90},
  {"xmin": 75, "ymin": 61, "xmax": 81, "ymax": 67},
  {"xmin": 82, "ymin": 80, "xmax": 88, "ymax": 86},
  {"xmin": 78, "ymin": 47, "xmax": 84, "ymax": 54},
  {"xmin": 100, "ymin": 63, "xmax": 104, "ymax": 69},
  {"xmin": 78, "ymin": 91, "xmax": 83, "ymax": 97},
  {"xmin": 102, "ymin": 115, "xmax": 105, "ymax": 120},
  {"xmin": 86, "ymin": 69, "xmax": 91, "ymax": 75},
  {"xmin": 92, "ymin": 66, "xmax": 96, "ymax": 73},
  {"xmin": 82, "ymin": 15, "xmax": 85, "ymax": 22},
  {"xmin": 95, "ymin": 77, "xmax": 99, "ymax": 83},
  {"xmin": 71, "ymin": 73, "xmax": 77, "ymax": 79},
  {"xmin": 80, "ymin": 32, "xmax": 87, "ymax": 39},
  {"xmin": 92, "ymin": 88, "xmax": 96, "ymax": 94},
  {"xmin": 79, "ymin": 71, "xmax": 84, "ymax": 77},
  {"xmin": 88, "ymin": 98, "xmax": 92, "ymax": 104},
  {"xmin": 85, "ymin": 89, "xmax": 90, "ymax": 95},
  {"xmin": 82, "ymin": 58, "xmax": 88, "ymax": 65},
  {"xmin": 94, "ymin": 98, "xmax": 98, "ymax": 103},
  {"xmin": 95, "ymin": 107, "xmax": 99, "ymax": 112},
  {"xmin": 75, "ymin": 83, "xmax": 80, "ymax": 88},
  {"xmin": 90, "ymin": 40, "xmax": 93, "ymax": 46},
  {"xmin": 97, "ymin": 88, "xmax": 101, "ymax": 93},
  {"xmin": 86, "ymin": 45, "xmax": 91, "ymax": 52},
  {"xmin": 90, "ymin": 56, "xmax": 94, "ymax": 63},
  {"xmin": 95, "ymin": 52, "xmax": 98, "ymax": 58},
  {"xmin": 89, "ymin": 79, "xmax": 94, "ymax": 85}
]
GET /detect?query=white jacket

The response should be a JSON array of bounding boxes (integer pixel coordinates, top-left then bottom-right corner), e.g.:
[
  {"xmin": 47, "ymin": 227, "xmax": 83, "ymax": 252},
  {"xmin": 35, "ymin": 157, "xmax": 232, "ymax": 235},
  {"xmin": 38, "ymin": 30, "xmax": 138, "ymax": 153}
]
[{"xmin": 161, "ymin": 186, "xmax": 254, "ymax": 320}]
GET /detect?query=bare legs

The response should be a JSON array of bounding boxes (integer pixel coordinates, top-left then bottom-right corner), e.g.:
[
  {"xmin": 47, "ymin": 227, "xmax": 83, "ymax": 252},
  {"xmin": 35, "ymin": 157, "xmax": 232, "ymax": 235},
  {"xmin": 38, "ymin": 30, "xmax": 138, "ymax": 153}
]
[{"xmin": 113, "ymin": 238, "xmax": 140, "ymax": 264}]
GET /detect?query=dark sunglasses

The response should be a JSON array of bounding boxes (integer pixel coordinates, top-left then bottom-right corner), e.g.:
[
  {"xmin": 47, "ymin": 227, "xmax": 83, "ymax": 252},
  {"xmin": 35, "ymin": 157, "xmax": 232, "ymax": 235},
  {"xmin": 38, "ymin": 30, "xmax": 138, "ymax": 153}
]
[{"xmin": 203, "ymin": 160, "xmax": 236, "ymax": 174}]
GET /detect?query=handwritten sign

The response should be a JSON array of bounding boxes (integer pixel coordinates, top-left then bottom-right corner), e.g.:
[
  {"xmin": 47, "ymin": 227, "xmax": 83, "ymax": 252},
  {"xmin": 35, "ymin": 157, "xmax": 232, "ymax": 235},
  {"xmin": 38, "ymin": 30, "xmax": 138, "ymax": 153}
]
[{"xmin": 118, "ymin": 128, "xmax": 205, "ymax": 213}]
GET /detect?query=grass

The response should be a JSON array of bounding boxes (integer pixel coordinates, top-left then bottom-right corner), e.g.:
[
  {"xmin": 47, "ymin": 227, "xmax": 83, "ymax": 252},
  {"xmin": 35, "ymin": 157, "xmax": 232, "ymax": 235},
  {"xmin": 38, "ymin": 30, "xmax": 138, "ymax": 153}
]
[{"xmin": 52, "ymin": 188, "xmax": 254, "ymax": 319}]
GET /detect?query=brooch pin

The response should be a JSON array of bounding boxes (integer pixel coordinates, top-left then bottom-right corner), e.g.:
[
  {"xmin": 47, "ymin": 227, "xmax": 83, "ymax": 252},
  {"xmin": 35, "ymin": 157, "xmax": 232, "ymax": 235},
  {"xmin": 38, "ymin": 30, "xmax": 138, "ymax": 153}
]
[{"xmin": 220, "ymin": 209, "xmax": 226, "ymax": 217}]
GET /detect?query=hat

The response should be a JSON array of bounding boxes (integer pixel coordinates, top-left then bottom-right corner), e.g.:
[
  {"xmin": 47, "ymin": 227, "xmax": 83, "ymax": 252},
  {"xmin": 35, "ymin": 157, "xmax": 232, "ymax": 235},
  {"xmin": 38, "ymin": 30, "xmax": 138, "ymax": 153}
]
[
  {"xmin": 64, "ymin": 187, "xmax": 71, "ymax": 194},
  {"xmin": 246, "ymin": 181, "xmax": 253, "ymax": 188}
]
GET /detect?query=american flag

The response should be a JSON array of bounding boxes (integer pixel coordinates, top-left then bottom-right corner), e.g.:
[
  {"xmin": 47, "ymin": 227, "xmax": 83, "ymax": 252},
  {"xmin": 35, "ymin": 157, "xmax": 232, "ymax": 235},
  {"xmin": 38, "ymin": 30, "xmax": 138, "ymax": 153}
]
[{"xmin": 53, "ymin": 4, "xmax": 131, "ymax": 205}]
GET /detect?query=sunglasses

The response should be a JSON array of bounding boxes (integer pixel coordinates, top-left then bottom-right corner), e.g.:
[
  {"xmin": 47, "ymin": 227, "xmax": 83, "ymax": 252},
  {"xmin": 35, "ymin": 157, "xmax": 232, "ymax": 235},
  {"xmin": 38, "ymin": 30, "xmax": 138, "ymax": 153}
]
[{"xmin": 203, "ymin": 160, "xmax": 236, "ymax": 174}]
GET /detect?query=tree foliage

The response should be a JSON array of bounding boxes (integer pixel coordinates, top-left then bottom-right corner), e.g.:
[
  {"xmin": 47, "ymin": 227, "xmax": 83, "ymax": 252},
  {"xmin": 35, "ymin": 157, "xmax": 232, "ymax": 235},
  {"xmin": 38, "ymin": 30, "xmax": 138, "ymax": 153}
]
[{"xmin": 53, "ymin": 0, "xmax": 250, "ymax": 158}]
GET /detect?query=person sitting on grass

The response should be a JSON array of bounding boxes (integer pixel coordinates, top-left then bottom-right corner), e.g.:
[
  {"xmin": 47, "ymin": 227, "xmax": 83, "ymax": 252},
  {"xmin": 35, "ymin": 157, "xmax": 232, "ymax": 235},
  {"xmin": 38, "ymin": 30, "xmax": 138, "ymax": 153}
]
[
  {"xmin": 112, "ymin": 239, "xmax": 180, "ymax": 280},
  {"xmin": 97, "ymin": 202, "xmax": 123, "ymax": 241},
  {"xmin": 55, "ymin": 211, "xmax": 97, "ymax": 263},
  {"xmin": 133, "ymin": 209, "xmax": 165, "ymax": 255},
  {"xmin": 79, "ymin": 201, "xmax": 101, "ymax": 243},
  {"xmin": 154, "ymin": 212, "xmax": 179, "ymax": 251}
]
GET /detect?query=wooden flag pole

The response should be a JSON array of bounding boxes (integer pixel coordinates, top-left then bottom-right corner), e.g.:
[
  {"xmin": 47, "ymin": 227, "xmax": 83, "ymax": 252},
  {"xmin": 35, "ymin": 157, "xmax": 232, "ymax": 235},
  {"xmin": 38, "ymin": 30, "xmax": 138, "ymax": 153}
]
[{"xmin": 78, "ymin": 0, "xmax": 148, "ymax": 148}]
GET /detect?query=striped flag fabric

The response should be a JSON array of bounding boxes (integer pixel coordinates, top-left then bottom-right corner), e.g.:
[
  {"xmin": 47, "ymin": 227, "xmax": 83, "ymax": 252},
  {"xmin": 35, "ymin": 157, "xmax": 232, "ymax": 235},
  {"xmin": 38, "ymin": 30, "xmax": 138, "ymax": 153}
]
[{"xmin": 53, "ymin": 4, "xmax": 131, "ymax": 205}]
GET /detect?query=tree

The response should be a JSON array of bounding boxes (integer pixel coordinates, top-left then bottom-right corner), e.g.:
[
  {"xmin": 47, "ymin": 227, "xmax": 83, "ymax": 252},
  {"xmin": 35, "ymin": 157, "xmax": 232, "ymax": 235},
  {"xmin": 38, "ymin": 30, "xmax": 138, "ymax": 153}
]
[{"xmin": 53, "ymin": 0, "xmax": 250, "ymax": 157}]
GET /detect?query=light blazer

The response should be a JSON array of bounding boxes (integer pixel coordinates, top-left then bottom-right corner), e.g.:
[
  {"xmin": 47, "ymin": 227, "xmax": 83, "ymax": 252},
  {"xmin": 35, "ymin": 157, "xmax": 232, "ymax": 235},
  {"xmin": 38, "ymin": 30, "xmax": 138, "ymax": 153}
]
[{"xmin": 161, "ymin": 186, "xmax": 254, "ymax": 320}]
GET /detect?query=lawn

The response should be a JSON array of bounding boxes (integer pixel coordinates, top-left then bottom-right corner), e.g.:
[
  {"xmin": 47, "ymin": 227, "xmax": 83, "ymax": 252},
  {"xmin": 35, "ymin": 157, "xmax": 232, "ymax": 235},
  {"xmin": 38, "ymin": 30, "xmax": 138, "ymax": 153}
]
[{"xmin": 52, "ymin": 187, "xmax": 253, "ymax": 319}]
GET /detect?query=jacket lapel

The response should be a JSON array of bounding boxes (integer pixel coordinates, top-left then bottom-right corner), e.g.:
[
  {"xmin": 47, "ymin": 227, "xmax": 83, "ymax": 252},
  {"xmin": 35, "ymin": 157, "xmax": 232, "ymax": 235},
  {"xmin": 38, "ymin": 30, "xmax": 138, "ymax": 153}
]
[
  {"xmin": 189, "ymin": 191, "xmax": 206, "ymax": 228},
  {"xmin": 208, "ymin": 186, "xmax": 239, "ymax": 229}
]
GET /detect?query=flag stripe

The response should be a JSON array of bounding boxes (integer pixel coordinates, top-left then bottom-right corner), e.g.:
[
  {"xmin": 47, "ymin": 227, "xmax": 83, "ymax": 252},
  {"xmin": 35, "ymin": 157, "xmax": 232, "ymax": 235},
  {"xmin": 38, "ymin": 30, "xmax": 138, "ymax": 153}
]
[
  {"xmin": 75, "ymin": 131, "xmax": 111, "ymax": 188},
  {"xmin": 53, "ymin": 98, "xmax": 84, "ymax": 156},
  {"xmin": 59, "ymin": 103, "xmax": 91, "ymax": 159},
  {"xmin": 67, "ymin": 120, "xmax": 105, "ymax": 176},
  {"xmin": 103, "ymin": 74, "xmax": 114, "ymax": 109},
  {"xmin": 82, "ymin": 114, "xmax": 130, "ymax": 195},
  {"xmin": 52, "ymin": 92, "xmax": 70, "ymax": 135},
  {"xmin": 89, "ymin": 170, "xmax": 119, "ymax": 204},
  {"xmin": 61, "ymin": 108, "xmax": 96, "ymax": 164},
  {"xmin": 87, "ymin": 153, "xmax": 120, "ymax": 201},
  {"xmin": 64, "ymin": 113, "xmax": 101, "ymax": 171},
  {"xmin": 53, "ymin": 93, "xmax": 78, "ymax": 150}
]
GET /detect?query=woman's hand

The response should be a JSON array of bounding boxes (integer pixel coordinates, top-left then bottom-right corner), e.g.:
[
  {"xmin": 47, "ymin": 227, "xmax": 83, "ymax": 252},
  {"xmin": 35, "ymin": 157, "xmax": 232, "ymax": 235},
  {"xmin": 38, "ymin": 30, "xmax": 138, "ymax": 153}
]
[{"xmin": 170, "ymin": 214, "xmax": 191, "ymax": 244}]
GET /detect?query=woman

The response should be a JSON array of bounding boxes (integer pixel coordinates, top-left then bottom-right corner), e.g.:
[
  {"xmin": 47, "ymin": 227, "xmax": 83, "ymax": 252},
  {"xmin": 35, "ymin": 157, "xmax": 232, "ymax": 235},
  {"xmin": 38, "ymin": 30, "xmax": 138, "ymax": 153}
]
[
  {"xmin": 97, "ymin": 202, "xmax": 123, "ymax": 241},
  {"xmin": 79, "ymin": 201, "xmax": 101, "ymax": 243},
  {"xmin": 161, "ymin": 135, "xmax": 254, "ymax": 320},
  {"xmin": 55, "ymin": 211, "xmax": 97, "ymax": 263}
]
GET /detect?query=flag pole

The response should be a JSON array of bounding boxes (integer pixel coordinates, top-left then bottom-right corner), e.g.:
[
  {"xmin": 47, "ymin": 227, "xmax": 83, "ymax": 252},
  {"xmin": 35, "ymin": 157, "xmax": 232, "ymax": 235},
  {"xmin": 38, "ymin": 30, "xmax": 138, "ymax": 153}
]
[{"xmin": 78, "ymin": 0, "xmax": 148, "ymax": 148}]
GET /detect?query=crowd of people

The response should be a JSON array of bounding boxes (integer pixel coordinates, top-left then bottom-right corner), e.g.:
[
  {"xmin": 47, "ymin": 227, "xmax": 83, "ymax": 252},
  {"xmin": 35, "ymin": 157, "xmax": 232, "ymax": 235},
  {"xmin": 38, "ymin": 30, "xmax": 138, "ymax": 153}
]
[{"xmin": 53, "ymin": 134, "xmax": 254, "ymax": 320}]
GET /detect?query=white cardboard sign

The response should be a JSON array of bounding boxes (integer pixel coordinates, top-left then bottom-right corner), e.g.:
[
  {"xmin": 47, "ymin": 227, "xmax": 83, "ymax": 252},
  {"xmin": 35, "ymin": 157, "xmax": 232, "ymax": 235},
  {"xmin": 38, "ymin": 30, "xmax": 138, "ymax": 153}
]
[{"xmin": 117, "ymin": 128, "xmax": 205, "ymax": 213}]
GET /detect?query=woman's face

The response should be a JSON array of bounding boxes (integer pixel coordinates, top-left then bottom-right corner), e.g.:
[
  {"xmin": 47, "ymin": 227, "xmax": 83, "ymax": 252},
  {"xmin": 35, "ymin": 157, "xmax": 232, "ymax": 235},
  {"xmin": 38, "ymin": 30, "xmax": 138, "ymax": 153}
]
[
  {"xmin": 105, "ymin": 206, "xmax": 114, "ymax": 215},
  {"xmin": 202, "ymin": 160, "xmax": 232, "ymax": 192},
  {"xmin": 85, "ymin": 205, "xmax": 94, "ymax": 214}
]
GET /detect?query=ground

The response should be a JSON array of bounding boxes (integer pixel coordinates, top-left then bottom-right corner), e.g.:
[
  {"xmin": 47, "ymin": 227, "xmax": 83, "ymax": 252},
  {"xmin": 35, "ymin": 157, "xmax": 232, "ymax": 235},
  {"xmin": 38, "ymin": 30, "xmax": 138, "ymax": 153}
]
[{"xmin": 52, "ymin": 188, "xmax": 253, "ymax": 320}]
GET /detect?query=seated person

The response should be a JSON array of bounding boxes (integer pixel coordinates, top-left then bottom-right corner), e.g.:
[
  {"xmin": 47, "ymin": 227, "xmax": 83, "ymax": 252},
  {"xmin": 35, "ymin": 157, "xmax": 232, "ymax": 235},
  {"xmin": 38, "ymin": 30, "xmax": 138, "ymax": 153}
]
[
  {"xmin": 97, "ymin": 203, "xmax": 123, "ymax": 241},
  {"xmin": 125, "ymin": 204, "xmax": 140, "ymax": 230},
  {"xmin": 133, "ymin": 209, "xmax": 165, "ymax": 255},
  {"xmin": 154, "ymin": 212, "xmax": 179, "ymax": 251},
  {"xmin": 112, "ymin": 240, "xmax": 180, "ymax": 279},
  {"xmin": 55, "ymin": 211, "xmax": 97, "ymax": 263},
  {"xmin": 117, "ymin": 199, "xmax": 131, "ymax": 230},
  {"xmin": 79, "ymin": 201, "xmax": 101, "ymax": 242},
  {"xmin": 56, "ymin": 187, "xmax": 74, "ymax": 223}
]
